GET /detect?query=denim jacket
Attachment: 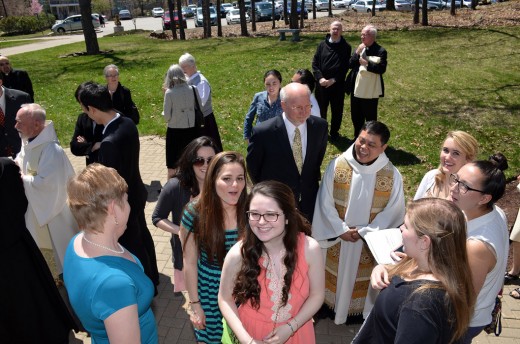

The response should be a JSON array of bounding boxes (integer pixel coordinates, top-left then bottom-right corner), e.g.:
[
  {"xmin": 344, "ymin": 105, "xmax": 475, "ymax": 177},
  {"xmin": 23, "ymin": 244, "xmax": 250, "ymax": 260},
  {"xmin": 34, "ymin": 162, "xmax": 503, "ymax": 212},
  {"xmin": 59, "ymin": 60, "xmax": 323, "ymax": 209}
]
[{"xmin": 243, "ymin": 91, "xmax": 282, "ymax": 139}]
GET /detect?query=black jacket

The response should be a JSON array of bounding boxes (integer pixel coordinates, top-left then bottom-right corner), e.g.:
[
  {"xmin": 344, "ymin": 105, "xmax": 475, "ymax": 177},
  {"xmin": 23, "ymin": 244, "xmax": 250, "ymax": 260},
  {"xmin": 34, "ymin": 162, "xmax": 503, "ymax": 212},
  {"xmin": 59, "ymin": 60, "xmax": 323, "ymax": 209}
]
[
  {"xmin": 346, "ymin": 41, "xmax": 387, "ymax": 97},
  {"xmin": 4, "ymin": 69, "xmax": 34, "ymax": 102},
  {"xmin": 312, "ymin": 34, "xmax": 352, "ymax": 86}
]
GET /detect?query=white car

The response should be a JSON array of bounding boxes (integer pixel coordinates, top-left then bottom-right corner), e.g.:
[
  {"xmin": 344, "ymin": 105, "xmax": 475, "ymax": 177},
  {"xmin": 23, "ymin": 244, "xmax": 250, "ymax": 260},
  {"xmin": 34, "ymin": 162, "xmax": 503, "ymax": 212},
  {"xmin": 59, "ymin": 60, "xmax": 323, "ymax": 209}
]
[
  {"xmin": 152, "ymin": 7, "xmax": 164, "ymax": 17},
  {"xmin": 394, "ymin": 0, "xmax": 413, "ymax": 10},
  {"xmin": 51, "ymin": 14, "xmax": 100, "ymax": 33},
  {"xmin": 222, "ymin": 3, "xmax": 234, "ymax": 12},
  {"xmin": 351, "ymin": 0, "xmax": 386, "ymax": 12},
  {"xmin": 332, "ymin": 0, "xmax": 349, "ymax": 8},
  {"xmin": 226, "ymin": 8, "xmax": 250, "ymax": 24},
  {"xmin": 315, "ymin": 0, "xmax": 329, "ymax": 10}
]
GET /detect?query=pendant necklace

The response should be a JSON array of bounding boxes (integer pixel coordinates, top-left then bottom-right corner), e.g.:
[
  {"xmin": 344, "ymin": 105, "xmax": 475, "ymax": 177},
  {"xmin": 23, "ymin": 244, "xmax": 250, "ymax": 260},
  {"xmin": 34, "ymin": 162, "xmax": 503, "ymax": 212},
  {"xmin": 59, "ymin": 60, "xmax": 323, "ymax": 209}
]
[{"xmin": 82, "ymin": 231, "xmax": 125, "ymax": 254}]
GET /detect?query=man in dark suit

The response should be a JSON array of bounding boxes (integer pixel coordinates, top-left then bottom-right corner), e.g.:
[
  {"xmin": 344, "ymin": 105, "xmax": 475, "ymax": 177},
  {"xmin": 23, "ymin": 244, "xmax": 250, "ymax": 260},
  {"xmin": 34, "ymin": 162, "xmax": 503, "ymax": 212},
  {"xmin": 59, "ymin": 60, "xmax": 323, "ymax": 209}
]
[
  {"xmin": 77, "ymin": 82, "xmax": 159, "ymax": 291},
  {"xmin": 247, "ymin": 83, "xmax": 328, "ymax": 222},
  {"xmin": 0, "ymin": 56, "xmax": 34, "ymax": 102},
  {"xmin": 0, "ymin": 72, "xmax": 32, "ymax": 157}
]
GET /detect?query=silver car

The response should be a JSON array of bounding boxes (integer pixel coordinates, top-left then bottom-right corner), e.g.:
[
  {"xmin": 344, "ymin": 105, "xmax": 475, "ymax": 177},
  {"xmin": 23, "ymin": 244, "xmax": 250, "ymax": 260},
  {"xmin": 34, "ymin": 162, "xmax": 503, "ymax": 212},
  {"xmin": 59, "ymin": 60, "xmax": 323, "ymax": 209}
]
[
  {"xmin": 351, "ymin": 0, "xmax": 386, "ymax": 12},
  {"xmin": 51, "ymin": 14, "xmax": 100, "ymax": 33},
  {"xmin": 119, "ymin": 9, "xmax": 132, "ymax": 20}
]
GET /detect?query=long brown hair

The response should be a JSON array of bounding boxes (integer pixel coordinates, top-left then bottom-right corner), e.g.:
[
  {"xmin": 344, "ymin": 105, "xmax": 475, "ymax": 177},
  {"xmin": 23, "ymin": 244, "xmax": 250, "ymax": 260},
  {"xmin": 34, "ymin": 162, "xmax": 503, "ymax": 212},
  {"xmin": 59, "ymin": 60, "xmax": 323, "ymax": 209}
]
[
  {"xmin": 233, "ymin": 181, "xmax": 311, "ymax": 309},
  {"xmin": 388, "ymin": 198, "xmax": 475, "ymax": 343},
  {"xmin": 193, "ymin": 151, "xmax": 248, "ymax": 267}
]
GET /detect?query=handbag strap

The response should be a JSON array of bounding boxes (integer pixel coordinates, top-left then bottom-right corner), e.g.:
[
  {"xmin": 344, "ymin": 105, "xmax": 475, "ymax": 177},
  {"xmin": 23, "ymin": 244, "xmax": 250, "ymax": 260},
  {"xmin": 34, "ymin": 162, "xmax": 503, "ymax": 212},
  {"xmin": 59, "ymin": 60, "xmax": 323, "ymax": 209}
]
[{"xmin": 191, "ymin": 86, "xmax": 201, "ymax": 110}]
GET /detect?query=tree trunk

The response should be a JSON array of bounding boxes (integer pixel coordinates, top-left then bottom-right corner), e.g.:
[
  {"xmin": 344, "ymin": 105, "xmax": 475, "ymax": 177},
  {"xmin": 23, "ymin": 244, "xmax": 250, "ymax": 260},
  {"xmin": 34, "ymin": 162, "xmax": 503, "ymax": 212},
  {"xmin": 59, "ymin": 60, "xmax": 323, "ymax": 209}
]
[
  {"xmin": 283, "ymin": 0, "xmax": 289, "ymax": 25},
  {"xmin": 300, "ymin": 0, "xmax": 305, "ymax": 28},
  {"xmin": 79, "ymin": 0, "xmax": 99, "ymax": 55},
  {"xmin": 239, "ymin": 0, "xmax": 249, "ymax": 36},
  {"xmin": 289, "ymin": 0, "xmax": 297, "ymax": 29},
  {"xmin": 386, "ymin": 0, "xmax": 395, "ymax": 10},
  {"xmin": 216, "ymin": 0, "xmax": 222, "ymax": 36},
  {"xmin": 168, "ymin": 1, "xmax": 177, "ymax": 40},
  {"xmin": 413, "ymin": 0, "xmax": 419, "ymax": 23},
  {"xmin": 176, "ymin": 0, "xmax": 185, "ymax": 40},
  {"xmin": 252, "ymin": 0, "xmax": 257, "ymax": 31},
  {"xmin": 271, "ymin": 0, "xmax": 276, "ymax": 29},
  {"xmin": 421, "ymin": 0, "xmax": 428, "ymax": 25},
  {"xmin": 203, "ymin": 0, "xmax": 211, "ymax": 38},
  {"xmin": 450, "ymin": 0, "xmax": 456, "ymax": 15},
  {"xmin": 327, "ymin": 0, "xmax": 333, "ymax": 17}
]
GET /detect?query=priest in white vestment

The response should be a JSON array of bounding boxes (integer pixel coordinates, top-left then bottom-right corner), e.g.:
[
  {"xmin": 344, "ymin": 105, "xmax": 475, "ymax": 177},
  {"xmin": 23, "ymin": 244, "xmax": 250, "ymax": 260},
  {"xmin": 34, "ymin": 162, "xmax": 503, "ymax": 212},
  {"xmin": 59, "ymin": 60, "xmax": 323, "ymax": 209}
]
[
  {"xmin": 14, "ymin": 104, "xmax": 78, "ymax": 275},
  {"xmin": 312, "ymin": 121, "xmax": 405, "ymax": 324}
]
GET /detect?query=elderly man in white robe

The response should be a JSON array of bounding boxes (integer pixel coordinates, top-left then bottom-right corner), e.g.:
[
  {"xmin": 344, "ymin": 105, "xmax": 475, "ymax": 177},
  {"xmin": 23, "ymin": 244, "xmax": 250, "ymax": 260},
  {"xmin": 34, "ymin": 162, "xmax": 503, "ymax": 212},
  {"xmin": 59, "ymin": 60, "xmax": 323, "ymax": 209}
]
[
  {"xmin": 312, "ymin": 120, "xmax": 405, "ymax": 325},
  {"xmin": 15, "ymin": 103, "xmax": 77, "ymax": 275}
]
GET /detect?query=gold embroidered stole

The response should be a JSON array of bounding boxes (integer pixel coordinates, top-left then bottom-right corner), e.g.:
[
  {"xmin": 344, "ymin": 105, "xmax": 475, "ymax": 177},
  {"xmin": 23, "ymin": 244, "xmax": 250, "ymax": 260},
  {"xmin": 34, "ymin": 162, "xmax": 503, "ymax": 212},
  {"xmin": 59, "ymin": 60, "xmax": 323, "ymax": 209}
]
[{"xmin": 324, "ymin": 157, "xmax": 394, "ymax": 316}]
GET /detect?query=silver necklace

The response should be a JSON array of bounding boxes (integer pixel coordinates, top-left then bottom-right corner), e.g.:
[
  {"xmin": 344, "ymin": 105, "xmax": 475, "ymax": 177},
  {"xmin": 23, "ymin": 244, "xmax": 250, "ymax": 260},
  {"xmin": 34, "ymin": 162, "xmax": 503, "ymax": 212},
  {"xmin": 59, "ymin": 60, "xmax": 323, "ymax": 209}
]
[{"xmin": 82, "ymin": 232, "xmax": 125, "ymax": 254}]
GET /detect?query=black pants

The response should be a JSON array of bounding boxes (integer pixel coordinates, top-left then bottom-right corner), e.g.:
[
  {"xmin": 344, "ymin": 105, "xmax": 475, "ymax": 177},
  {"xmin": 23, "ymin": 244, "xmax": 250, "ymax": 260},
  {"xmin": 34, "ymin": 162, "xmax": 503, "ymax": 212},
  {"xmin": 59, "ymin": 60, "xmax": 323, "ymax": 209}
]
[
  {"xmin": 316, "ymin": 82, "xmax": 345, "ymax": 137},
  {"xmin": 350, "ymin": 95, "xmax": 379, "ymax": 138}
]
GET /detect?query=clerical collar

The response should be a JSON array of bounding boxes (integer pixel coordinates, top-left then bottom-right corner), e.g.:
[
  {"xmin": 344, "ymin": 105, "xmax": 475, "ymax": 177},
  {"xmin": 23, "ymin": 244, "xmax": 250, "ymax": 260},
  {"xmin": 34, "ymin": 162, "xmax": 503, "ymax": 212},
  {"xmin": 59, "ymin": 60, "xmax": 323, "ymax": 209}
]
[
  {"xmin": 353, "ymin": 150, "xmax": 378, "ymax": 166},
  {"xmin": 329, "ymin": 37, "xmax": 341, "ymax": 43}
]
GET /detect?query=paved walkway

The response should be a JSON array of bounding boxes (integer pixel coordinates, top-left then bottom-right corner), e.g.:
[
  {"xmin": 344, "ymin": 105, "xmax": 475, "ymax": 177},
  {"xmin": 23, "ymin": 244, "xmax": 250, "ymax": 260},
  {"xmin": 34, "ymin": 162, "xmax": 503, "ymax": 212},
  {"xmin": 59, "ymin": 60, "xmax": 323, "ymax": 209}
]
[{"xmin": 63, "ymin": 135, "xmax": 520, "ymax": 343}]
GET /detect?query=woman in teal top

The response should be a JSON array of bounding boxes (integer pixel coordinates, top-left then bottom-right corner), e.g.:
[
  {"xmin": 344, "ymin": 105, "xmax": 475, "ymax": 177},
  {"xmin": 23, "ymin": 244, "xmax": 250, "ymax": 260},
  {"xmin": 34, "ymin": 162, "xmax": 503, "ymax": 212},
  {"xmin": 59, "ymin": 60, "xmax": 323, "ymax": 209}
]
[
  {"xmin": 180, "ymin": 151, "xmax": 248, "ymax": 343},
  {"xmin": 243, "ymin": 70, "xmax": 283, "ymax": 141},
  {"xmin": 64, "ymin": 164, "xmax": 158, "ymax": 344}
]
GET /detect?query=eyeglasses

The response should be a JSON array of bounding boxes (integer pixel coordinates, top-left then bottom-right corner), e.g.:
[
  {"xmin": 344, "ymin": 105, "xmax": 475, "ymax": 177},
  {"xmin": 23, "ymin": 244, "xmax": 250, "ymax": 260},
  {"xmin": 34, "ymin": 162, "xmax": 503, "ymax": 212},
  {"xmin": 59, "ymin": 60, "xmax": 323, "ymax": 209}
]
[
  {"xmin": 291, "ymin": 105, "xmax": 312, "ymax": 112},
  {"xmin": 105, "ymin": 74, "xmax": 119, "ymax": 78},
  {"xmin": 192, "ymin": 157, "xmax": 213, "ymax": 167},
  {"xmin": 246, "ymin": 211, "xmax": 282, "ymax": 222},
  {"xmin": 449, "ymin": 174, "xmax": 485, "ymax": 194}
]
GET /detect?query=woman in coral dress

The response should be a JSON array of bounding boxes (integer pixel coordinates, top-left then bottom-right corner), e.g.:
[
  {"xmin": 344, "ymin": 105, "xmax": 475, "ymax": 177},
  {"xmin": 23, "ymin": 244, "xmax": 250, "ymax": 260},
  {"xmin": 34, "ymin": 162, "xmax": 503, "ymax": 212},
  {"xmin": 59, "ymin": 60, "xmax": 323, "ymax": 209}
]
[{"xmin": 219, "ymin": 181, "xmax": 325, "ymax": 344}]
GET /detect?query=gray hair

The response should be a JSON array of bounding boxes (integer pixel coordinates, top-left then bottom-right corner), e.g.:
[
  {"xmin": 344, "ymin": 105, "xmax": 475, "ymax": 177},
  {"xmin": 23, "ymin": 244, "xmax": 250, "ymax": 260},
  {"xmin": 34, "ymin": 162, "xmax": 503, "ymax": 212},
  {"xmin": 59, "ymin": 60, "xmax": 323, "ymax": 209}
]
[
  {"xmin": 280, "ymin": 83, "xmax": 311, "ymax": 102},
  {"xmin": 363, "ymin": 25, "xmax": 377, "ymax": 39},
  {"xmin": 103, "ymin": 64, "xmax": 119, "ymax": 77},
  {"xmin": 20, "ymin": 103, "xmax": 46, "ymax": 122},
  {"xmin": 179, "ymin": 53, "xmax": 196, "ymax": 67},
  {"xmin": 164, "ymin": 64, "xmax": 186, "ymax": 89}
]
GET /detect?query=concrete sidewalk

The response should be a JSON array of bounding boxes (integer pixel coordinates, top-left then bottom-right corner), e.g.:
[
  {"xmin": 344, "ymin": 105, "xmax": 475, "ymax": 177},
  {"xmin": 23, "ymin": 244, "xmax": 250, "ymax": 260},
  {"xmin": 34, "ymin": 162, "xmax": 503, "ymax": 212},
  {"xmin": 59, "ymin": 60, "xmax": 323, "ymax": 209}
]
[{"xmin": 65, "ymin": 135, "xmax": 520, "ymax": 344}]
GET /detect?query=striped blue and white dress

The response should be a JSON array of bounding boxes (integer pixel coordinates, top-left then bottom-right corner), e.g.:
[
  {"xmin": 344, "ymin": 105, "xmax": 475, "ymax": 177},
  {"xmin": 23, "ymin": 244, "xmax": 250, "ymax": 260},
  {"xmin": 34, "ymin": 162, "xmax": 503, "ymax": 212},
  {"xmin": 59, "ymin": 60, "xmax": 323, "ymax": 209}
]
[{"xmin": 181, "ymin": 203, "xmax": 239, "ymax": 343}]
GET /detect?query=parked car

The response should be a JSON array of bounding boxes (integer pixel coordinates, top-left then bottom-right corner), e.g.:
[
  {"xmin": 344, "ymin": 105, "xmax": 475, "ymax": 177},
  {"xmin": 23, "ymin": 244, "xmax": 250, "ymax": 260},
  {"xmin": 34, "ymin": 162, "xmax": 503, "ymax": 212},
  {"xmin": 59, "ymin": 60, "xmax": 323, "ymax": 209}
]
[
  {"xmin": 314, "ymin": 0, "xmax": 329, "ymax": 10},
  {"xmin": 226, "ymin": 8, "xmax": 251, "ymax": 24},
  {"xmin": 414, "ymin": 0, "xmax": 446, "ymax": 9},
  {"xmin": 222, "ymin": 3, "xmax": 234, "ymax": 13},
  {"xmin": 152, "ymin": 7, "xmax": 165, "ymax": 17},
  {"xmin": 332, "ymin": 0, "xmax": 349, "ymax": 8},
  {"xmin": 119, "ymin": 9, "xmax": 132, "ymax": 19},
  {"xmin": 188, "ymin": 4, "xmax": 197, "ymax": 10},
  {"xmin": 351, "ymin": 0, "xmax": 386, "ymax": 12},
  {"xmin": 195, "ymin": 7, "xmax": 218, "ymax": 27},
  {"xmin": 249, "ymin": 2, "xmax": 280, "ymax": 21},
  {"xmin": 162, "ymin": 11, "xmax": 187, "ymax": 30},
  {"xmin": 51, "ymin": 14, "xmax": 100, "ymax": 33},
  {"xmin": 182, "ymin": 6, "xmax": 195, "ymax": 17},
  {"xmin": 394, "ymin": 0, "xmax": 413, "ymax": 10},
  {"xmin": 283, "ymin": 2, "xmax": 309, "ymax": 19},
  {"xmin": 442, "ymin": 0, "xmax": 462, "ymax": 7}
]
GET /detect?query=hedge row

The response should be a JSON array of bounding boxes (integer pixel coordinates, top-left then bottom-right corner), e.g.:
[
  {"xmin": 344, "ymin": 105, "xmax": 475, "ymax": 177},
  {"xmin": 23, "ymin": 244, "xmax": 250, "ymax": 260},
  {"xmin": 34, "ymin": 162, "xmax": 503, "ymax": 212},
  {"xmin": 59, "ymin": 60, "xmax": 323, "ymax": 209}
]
[{"xmin": 0, "ymin": 14, "xmax": 56, "ymax": 35}]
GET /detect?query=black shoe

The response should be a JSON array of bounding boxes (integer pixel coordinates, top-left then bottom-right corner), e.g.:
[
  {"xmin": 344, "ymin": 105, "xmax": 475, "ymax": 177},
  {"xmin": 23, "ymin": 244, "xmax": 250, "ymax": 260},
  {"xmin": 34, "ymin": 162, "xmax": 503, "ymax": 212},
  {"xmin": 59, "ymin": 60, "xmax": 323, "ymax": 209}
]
[
  {"xmin": 345, "ymin": 314, "xmax": 364, "ymax": 325},
  {"xmin": 505, "ymin": 272, "xmax": 519, "ymax": 284}
]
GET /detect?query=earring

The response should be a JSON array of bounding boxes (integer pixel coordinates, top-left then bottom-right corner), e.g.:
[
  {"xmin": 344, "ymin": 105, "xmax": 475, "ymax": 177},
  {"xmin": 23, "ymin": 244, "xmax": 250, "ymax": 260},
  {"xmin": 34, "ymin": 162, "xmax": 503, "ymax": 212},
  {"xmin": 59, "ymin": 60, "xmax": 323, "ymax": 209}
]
[
  {"xmin": 285, "ymin": 219, "xmax": 289, "ymax": 225},
  {"xmin": 114, "ymin": 216, "xmax": 119, "ymax": 225}
]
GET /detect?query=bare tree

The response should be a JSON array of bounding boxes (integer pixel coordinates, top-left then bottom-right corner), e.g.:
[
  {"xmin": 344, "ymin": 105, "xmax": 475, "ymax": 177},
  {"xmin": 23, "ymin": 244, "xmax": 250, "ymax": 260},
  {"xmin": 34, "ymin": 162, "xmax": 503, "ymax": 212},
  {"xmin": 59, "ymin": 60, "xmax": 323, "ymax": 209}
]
[
  {"xmin": 421, "ymin": 0, "xmax": 428, "ymax": 25},
  {"xmin": 371, "ymin": 0, "xmax": 375, "ymax": 16},
  {"xmin": 271, "ymin": 0, "xmax": 276, "ymax": 29},
  {"xmin": 300, "ymin": 0, "xmax": 305, "ymax": 28},
  {"xmin": 413, "ymin": 0, "xmax": 419, "ymax": 23},
  {"xmin": 79, "ymin": 0, "xmax": 100, "ymax": 54},
  {"xmin": 283, "ymin": 0, "xmax": 288, "ymax": 24},
  {"xmin": 167, "ymin": 0, "xmax": 178, "ymax": 39},
  {"xmin": 327, "ymin": 0, "xmax": 332, "ymax": 17},
  {"xmin": 450, "ymin": 0, "xmax": 456, "ymax": 15},
  {"xmin": 386, "ymin": 0, "xmax": 395, "ymax": 10}
]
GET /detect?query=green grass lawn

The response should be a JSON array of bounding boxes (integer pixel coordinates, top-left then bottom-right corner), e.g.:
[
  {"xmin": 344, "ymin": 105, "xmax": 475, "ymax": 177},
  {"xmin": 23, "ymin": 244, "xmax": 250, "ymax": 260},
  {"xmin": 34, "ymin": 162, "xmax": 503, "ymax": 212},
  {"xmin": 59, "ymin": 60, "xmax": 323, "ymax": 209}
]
[{"xmin": 11, "ymin": 27, "xmax": 520, "ymax": 199}]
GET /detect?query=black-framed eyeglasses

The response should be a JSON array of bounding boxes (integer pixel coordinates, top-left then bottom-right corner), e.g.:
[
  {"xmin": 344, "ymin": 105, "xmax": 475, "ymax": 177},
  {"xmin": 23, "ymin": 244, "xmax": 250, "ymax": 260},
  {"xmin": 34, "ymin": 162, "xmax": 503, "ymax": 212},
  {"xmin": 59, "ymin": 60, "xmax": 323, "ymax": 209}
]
[
  {"xmin": 192, "ymin": 157, "xmax": 213, "ymax": 167},
  {"xmin": 449, "ymin": 174, "xmax": 485, "ymax": 194},
  {"xmin": 246, "ymin": 211, "xmax": 283, "ymax": 222}
]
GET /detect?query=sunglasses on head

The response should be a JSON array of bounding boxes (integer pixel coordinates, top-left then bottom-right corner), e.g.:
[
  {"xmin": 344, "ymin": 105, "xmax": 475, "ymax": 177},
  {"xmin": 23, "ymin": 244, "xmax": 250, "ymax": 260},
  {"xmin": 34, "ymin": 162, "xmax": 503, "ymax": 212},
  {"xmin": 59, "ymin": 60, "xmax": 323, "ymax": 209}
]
[{"xmin": 192, "ymin": 157, "xmax": 212, "ymax": 167}]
